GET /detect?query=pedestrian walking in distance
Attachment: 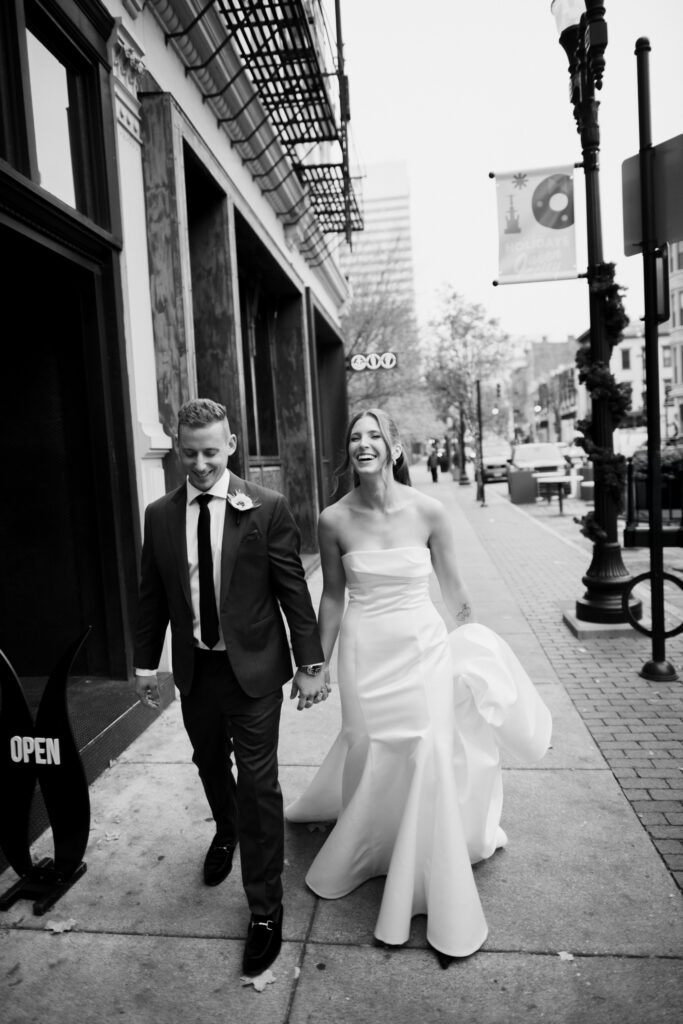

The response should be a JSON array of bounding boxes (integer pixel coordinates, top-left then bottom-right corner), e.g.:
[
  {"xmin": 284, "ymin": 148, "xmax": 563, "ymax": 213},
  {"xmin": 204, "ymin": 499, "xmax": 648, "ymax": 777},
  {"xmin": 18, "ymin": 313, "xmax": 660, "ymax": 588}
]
[{"xmin": 427, "ymin": 447, "xmax": 439, "ymax": 483}]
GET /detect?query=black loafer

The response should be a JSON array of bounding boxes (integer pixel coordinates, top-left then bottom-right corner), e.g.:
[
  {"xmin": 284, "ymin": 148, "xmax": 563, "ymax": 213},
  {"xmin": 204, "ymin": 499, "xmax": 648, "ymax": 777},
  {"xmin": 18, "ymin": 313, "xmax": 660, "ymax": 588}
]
[
  {"xmin": 242, "ymin": 904, "xmax": 283, "ymax": 976},
  {"xmin": 203, "ymin": 836, "xmax": 236, "ymax": 886}
]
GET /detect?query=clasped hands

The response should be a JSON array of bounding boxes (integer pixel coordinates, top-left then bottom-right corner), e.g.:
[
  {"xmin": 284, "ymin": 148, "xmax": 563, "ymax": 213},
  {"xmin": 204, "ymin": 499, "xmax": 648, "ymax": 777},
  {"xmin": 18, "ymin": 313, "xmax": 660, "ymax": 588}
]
[
  {"xmin": 290, "ymin": 666, "xmax": 331, "ymax": 712},
  {"xmin": 135, "ymin": 668, "xmax": 331, "ymax": 713}
]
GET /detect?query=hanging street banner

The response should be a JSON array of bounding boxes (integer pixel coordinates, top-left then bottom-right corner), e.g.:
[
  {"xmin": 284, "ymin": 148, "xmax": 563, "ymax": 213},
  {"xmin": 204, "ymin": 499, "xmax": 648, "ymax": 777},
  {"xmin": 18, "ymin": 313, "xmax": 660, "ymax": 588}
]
[{"xmin": 493, "ymin": 165, "xmax": 577, "ymax": 285}]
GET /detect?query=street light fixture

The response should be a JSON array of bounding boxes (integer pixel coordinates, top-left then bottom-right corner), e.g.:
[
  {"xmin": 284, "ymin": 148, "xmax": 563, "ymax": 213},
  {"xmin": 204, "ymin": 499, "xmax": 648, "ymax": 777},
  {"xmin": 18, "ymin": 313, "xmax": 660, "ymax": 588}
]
[{"xmin": 551, "ymin": 0, "xmax": 640, "ymax": 625}]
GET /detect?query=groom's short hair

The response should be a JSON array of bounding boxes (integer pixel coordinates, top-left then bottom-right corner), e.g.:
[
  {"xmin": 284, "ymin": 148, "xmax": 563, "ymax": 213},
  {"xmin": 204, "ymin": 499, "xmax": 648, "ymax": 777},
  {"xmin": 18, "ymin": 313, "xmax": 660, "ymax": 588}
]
[{"xmin": 177, "ymin": 398, "xmax": 229, "ymax": 433}]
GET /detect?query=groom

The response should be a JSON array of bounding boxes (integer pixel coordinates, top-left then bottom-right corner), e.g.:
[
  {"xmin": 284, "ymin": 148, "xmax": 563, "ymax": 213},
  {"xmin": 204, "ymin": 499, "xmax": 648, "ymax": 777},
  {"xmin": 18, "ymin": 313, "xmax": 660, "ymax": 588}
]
[{"xmin": 133, "ymin": 398, "xmax": 326, "ymax": 975}]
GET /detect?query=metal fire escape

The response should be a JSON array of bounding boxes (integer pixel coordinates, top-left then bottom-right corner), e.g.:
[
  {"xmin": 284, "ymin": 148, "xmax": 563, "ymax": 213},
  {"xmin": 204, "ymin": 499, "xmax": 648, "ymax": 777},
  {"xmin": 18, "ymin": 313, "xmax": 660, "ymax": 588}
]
[{"xmin": 155, "ymin": 0, "xmax": 363, "ymax": 264}]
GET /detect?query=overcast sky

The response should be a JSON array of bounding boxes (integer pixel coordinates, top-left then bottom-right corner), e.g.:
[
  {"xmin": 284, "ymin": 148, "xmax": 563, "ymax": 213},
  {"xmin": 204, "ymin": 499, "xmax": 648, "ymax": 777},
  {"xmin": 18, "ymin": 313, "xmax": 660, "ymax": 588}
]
[{"xmin": 334, "ymin": 0, "xmax": 683, "ymax": 341}]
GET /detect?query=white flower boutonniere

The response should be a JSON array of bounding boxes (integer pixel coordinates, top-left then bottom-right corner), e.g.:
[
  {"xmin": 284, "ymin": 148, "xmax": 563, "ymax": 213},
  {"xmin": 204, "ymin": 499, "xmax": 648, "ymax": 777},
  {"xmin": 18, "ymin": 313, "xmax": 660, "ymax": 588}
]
[{"xmin": 227, "ymin": 489, "xmax": 262, "ymax": 525}]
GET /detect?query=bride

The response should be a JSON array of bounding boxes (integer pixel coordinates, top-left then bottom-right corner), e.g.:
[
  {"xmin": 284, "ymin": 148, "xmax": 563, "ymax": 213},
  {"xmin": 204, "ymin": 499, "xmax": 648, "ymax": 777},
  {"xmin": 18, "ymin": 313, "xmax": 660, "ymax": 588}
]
[{"xmin": 285, "ymin": 409, "xmax": 551, "ymax": 960}]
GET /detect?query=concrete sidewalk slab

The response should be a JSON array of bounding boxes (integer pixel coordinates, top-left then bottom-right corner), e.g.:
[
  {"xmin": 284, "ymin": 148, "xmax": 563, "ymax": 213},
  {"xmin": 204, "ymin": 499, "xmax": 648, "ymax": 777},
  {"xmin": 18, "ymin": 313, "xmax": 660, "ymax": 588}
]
[
  {"xmin": 288, "ymin": 945, "xmax": 682, "ymax": 1024},
  {"xmin": 2, "ymin": 930, "xmax": 302, "ymax": 1024},
  {"xmin": 300, "ymin": 767, "xmax": 683, "ymax": 957}
]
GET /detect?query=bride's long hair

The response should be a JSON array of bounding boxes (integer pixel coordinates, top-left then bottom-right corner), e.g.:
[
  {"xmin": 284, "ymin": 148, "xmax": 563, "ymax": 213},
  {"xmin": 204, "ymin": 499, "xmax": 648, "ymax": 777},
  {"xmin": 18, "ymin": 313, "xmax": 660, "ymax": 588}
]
[{"xmin": 337, "ymin": 408, "xmax": 412, "ymax": 489}]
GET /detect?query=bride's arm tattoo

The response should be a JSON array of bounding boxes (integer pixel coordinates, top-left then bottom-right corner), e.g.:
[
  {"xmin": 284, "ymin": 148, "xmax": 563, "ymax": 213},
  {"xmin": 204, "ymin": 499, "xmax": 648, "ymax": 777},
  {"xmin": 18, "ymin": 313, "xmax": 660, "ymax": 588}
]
[{"xmin": 456, "ymin": 602, "xmax": 472, "ymax": 623}]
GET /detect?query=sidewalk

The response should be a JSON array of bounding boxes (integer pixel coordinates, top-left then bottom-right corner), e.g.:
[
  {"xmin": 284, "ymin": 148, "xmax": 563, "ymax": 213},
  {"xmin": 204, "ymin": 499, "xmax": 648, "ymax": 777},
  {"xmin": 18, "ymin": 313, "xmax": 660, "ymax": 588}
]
[{"xmin": 1, "ymin": 479, "xmax": 682, "ymax": 1023}]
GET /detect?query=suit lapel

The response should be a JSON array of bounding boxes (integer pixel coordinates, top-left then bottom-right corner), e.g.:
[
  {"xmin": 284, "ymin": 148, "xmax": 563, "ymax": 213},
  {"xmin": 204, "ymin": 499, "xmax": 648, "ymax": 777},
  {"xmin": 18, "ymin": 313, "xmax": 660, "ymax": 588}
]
[
  {"xmin": 220, "ymin": 474, "xmax": 249, "ymax": 605},
  {"xmin": 168, "ymin": 484, "xmax": 192, "ymax": 611}
]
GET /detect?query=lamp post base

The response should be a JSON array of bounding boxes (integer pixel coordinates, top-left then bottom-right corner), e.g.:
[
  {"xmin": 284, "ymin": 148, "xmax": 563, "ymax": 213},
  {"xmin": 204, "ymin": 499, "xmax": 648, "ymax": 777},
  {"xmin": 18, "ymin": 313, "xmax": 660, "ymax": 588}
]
[
  {"xmin": 575, "ymin": 542, "xmax": 643, "ymax": 624},
  {"xmin": 639, "ymin": 659, "xmax": 679, "ymax": 683}
]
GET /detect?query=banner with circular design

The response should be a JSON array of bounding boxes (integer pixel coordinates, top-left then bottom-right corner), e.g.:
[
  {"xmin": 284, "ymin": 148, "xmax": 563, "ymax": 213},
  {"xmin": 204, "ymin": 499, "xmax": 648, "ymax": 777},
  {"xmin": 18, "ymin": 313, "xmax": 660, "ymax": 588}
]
[{"xmin": 493, "ymin": 165, "xmax": 577, "ymax": 284}]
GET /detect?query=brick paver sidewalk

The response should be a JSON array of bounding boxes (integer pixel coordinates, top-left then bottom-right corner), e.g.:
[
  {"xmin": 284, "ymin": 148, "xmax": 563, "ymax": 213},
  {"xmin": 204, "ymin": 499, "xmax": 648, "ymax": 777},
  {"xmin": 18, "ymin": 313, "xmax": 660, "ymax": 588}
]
[{"xmin": 440, "ymin": 481, "xmax": 683, "ymax": 891}]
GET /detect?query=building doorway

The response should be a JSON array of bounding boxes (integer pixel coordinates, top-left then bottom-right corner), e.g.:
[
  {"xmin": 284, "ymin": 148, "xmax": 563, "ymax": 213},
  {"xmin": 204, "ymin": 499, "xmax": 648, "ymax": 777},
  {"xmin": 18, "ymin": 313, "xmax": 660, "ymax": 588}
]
[{"xmin": 0, "ymin": 225, "xmax": 127, "ymax": 680}]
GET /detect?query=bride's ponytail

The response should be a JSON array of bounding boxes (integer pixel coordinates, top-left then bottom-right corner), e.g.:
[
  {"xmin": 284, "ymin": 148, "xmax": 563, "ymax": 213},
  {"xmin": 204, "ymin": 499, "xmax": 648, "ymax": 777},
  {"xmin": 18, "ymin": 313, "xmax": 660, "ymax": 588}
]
[{"xmin": 393, "ymin": 449, "xmax": 411, "ymax": 486}]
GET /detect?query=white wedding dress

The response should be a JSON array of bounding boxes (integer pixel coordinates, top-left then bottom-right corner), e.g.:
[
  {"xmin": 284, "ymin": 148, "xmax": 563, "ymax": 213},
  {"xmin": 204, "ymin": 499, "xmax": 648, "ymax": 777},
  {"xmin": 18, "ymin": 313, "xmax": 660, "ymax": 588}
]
[{"xmin": 285, "ymin": 546, "xmax": 551, "ymax": 957}]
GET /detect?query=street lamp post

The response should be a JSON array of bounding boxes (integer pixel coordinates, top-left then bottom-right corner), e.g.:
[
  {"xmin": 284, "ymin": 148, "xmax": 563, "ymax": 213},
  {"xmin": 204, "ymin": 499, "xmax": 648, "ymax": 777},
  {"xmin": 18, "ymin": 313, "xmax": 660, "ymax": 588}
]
[{"xmin": 551, "ymin": 0, "xmax": 640, "ymax": 624}]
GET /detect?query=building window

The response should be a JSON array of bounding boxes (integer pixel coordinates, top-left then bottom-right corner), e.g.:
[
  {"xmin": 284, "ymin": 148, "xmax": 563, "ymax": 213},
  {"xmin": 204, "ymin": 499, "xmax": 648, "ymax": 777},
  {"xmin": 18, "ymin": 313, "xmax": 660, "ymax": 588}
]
[
  {"xmin": 25, "ymin": 30, "xmax": 76, "ymax": 207},
  {"xmin": 621, "ymin": 348, "xmax": 631, "ymax": 370},
  {"xmin": 663, "ymin": 346, "xmax": 672, "ymax": 368},
  {"xmin": 0, "ymin": 0, "xmax": 112, "ymax": 226},
  {"xmin": 677, "ymin": 242, "xmax": 683, "ymax": 272},
  {"xmin": 241, "ymin": 290, "xmax": 279, "ymax": 460}
]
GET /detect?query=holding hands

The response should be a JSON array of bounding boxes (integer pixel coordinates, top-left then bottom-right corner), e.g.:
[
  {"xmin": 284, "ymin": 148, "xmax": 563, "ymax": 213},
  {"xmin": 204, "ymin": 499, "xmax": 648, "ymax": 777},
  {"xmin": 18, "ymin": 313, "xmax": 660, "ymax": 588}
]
[{"xmin": 290, "ymin": 665, "xmax": 331, "ymax": 711}]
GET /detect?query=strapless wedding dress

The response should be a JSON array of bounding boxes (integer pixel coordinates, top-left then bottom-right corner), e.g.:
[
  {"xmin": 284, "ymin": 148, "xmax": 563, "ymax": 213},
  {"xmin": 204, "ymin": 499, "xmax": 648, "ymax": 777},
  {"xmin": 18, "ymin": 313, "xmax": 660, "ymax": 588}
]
[{"xmin": 285, "ymin": 547, "xmax": 551, "ymax": 957}]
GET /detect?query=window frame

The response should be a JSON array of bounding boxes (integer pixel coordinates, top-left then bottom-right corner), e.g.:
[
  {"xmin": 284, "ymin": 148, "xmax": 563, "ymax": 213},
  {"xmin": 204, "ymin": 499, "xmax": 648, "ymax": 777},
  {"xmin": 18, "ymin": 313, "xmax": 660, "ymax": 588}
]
[{"xmin": 0, "ymin": 0, "xmax": 116, "ymax": 230}]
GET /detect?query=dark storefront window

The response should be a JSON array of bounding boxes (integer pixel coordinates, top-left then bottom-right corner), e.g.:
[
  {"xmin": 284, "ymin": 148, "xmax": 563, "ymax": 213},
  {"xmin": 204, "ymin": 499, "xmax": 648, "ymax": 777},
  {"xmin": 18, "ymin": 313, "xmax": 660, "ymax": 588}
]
[
  {"xmin": 241, "ymin": 289, "xmax": 280, "ymax": 459},
  {"xmin": 0, "ymin": 0, "xmax": 138, "ymax": 685}
]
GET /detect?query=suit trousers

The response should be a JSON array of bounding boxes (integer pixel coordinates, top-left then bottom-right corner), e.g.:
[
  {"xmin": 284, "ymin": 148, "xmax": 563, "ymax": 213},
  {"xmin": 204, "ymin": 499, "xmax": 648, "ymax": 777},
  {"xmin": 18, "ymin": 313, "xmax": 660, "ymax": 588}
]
[{"xmin": 180, "ymin": 648, "xmax": 284, "ymax": 916}]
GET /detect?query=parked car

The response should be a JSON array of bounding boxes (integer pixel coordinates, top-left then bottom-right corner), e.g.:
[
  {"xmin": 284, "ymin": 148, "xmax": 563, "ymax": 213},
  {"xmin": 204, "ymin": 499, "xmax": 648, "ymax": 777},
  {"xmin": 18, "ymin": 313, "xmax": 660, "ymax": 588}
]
[
  {"xmin": 481, "ymin": 439, "xmax": 511, "ymax": 482},
  {"xmin": 509, "ymin": 442, "xmax": 570, "ymax": 494}
]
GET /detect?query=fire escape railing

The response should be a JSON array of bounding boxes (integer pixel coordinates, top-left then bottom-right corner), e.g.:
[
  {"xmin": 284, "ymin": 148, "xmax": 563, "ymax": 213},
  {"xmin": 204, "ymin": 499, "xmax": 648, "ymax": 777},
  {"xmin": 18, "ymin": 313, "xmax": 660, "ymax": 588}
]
[{"xmin": 158, "ymin": 0, "xmax": 362, "ymax": 257}]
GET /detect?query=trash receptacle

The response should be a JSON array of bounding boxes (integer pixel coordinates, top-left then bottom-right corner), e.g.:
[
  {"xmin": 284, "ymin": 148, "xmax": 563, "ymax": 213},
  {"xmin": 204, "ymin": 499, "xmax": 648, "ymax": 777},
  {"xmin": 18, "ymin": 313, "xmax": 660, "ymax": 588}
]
[{"xmin": 507, "ymin": 470, "xmax": 537, "ymax": 504}]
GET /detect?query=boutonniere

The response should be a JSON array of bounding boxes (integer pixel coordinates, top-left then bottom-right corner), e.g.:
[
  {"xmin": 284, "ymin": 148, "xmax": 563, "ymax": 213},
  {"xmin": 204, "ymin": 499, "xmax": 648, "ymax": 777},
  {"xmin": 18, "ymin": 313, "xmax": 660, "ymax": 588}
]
[{"xmin": 227, "ymin": 489, "xmax": 262, "ymax": 525}]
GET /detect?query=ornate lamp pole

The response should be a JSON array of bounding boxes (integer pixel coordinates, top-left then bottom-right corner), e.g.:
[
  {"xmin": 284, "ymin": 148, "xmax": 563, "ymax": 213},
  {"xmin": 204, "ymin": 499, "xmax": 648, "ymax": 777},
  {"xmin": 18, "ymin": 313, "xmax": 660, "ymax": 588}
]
[{"xmin": 551, "ymin": 0, "xmax": 640, "ymax": 624}]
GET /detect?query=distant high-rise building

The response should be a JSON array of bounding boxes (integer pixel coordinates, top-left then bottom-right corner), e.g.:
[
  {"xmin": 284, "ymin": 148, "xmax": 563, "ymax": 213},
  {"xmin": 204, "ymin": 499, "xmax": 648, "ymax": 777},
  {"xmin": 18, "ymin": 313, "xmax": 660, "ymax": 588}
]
[{"xmin": 340, "ymin": 161, "xmax": 416, "ymax": 313}]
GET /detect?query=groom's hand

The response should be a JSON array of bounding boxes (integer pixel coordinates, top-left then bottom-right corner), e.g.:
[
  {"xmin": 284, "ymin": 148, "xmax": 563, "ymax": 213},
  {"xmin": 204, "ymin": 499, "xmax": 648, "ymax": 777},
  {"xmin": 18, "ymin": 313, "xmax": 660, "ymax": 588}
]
[
  {"xmin": 135, "ymin": 672, "xmax": 161, "ymax": 710},
  {"xmin": 290, "ymin": 668, "xmax": 329, "ymax": 711}
]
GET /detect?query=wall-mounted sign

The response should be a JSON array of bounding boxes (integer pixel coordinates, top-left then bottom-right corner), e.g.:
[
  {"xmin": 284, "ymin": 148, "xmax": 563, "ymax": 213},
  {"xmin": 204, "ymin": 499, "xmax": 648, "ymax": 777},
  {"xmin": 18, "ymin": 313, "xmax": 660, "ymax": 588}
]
[
  {"xmin": 622, "ymin": 135, "xmax": 683, "ymax": 255},
  {"xmin": 349, "ymin": 352, "xmax": 397, "ymax": 371}
]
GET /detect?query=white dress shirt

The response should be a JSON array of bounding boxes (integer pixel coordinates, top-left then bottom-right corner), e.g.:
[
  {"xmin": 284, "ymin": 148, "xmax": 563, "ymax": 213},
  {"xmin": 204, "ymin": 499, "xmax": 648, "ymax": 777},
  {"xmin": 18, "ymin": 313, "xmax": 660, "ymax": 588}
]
[{"xmin": 135, "ymin": 470, "xmax": 229, "ymax": 675}]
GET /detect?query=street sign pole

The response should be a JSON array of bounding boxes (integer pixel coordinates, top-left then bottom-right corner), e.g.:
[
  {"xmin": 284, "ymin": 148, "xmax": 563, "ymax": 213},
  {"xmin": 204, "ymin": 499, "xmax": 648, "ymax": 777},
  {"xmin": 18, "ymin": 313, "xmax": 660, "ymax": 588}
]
[{"xmin": 635, "ymin": 38, "xmax": 677, "ymax": 682}]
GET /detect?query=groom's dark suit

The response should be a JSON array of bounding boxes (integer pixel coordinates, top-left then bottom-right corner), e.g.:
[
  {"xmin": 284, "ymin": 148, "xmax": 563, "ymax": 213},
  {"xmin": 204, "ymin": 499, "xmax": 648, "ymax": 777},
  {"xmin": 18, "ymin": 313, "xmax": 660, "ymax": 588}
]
[{"xmin": 134, "ymin": 471, "xmax": 323, "ymax": 916}]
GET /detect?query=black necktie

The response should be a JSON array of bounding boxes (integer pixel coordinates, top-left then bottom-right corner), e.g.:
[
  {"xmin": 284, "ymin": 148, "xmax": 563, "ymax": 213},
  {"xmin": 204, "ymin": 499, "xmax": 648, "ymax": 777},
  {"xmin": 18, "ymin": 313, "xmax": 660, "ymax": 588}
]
[{"xmin": 196, "ymin": 494, "xmax": 219, "ymax": 649}]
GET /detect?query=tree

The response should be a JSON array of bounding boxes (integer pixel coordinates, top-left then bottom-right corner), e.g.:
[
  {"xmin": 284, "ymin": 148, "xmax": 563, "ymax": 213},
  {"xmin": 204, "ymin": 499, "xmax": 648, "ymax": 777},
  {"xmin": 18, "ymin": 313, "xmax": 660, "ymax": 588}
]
[
  {"xmin": 422, "ymin": 290, "xmax": 511, "ymax": 468},
  {"xmin": 342, "ymin": 289, "xmax": 419, "ymax": 408},
  {"xmin": 340, "ymin": 258, "xmax": 440, "ymax": 457}
]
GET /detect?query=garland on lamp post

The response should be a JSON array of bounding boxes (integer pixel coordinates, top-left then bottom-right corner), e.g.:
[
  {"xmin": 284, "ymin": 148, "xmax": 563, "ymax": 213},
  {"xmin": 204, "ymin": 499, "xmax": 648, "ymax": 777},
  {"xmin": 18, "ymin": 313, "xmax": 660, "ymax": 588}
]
[{"xmin": 574, "ymin": 261, "xmax": 632, "ymax": 542}]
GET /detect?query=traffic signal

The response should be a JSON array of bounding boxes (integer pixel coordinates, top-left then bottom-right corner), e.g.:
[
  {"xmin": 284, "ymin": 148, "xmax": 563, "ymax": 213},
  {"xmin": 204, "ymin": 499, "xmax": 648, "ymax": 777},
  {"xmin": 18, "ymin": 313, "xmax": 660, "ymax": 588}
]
[{"xmin": 496, "ymin": 383, "xmax": 501, "ymax": 399}]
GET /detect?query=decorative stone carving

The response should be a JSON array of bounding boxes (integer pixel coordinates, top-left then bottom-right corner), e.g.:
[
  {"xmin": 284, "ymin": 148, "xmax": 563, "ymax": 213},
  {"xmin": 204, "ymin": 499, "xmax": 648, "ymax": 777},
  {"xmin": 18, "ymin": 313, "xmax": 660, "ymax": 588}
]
[{"xmin": 111, "ymin": 24, "xmax": 146, "ymax": 144}]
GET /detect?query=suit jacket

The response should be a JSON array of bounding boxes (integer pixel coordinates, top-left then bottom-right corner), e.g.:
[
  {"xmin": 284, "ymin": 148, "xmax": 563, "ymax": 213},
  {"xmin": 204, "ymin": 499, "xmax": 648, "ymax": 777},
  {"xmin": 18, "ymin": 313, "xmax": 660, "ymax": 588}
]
[{"xmin": 133, "ymin": 474, "xmax": 324, "ymax": 697}]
